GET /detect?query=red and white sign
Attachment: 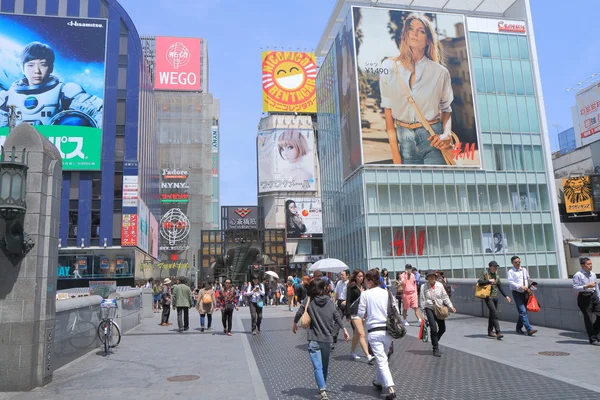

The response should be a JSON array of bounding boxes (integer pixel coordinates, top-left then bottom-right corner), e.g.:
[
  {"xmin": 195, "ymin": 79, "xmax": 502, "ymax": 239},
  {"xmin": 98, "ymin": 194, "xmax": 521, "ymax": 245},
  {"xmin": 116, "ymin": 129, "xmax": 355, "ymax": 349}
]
[
  {"xmin": 154, "ymin": 37, "xmax": 202, "ymax": 91},
  {"xmin": 467, "ymin": 17, "xmax": 527, "ymax": 36},
  {"xmin": 576, "ymin": 83, "xmax": 600, "ymax": 146},
  {"xmin": 122, "ymin": 175, "xmax": 138, "ymax": 207},
  {"xmin": 498, "ymin": 21, "xmax": 526, "ymax": 33},
  {"xmin": 121, "ymin": 214, "xmax": 138, "ymax": 246}
]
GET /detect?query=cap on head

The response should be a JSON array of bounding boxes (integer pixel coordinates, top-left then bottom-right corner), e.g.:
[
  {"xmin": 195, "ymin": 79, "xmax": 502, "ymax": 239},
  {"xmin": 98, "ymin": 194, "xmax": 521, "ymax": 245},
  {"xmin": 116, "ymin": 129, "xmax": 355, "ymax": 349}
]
[
  {"xmin": 163, "ymin": 278, "xmax": 171, "ymax": 285},
  {"xmin": 426, "ymin": 270, "xmax": 436, "ymax": 278},
  {"xmin": 489, "ymin": 261, "xmax": 499, "ymax": 268}
]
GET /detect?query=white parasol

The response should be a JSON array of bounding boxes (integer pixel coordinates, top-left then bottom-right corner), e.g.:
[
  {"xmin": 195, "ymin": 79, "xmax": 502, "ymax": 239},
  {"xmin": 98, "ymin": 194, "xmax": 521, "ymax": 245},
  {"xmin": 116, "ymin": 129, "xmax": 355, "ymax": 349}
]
[
  {"xmin": 307, "ymin": 258, "xmax": 349, "ymax": 274},
  {"xmin": 265, "ymin": 270, "xmax": 279, "ymax": 279}
]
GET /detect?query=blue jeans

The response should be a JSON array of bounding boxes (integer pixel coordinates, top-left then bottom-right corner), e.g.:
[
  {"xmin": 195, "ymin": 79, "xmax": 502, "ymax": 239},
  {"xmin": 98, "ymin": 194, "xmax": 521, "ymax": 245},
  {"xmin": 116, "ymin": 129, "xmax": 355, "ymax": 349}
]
[
  {"xmin": 396, "ymin": 122, "xmax": 446, "ymax": 165},
  {"xmin": 513, "ymin": 291, "xmax": 533, "ymax": 331},
  {"xmin": 308, "ymin": 341, "xmax": 331, "ymax": 390}
]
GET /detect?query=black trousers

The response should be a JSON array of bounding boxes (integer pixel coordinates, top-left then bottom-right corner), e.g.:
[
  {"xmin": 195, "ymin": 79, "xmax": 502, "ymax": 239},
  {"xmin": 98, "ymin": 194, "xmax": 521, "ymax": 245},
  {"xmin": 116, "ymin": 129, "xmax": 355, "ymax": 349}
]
[
  {"xmin": 332, "ymin": 300, "xmax": 345, "ymax": 342},
  {"xmin": 425, "ymin": 308, "xmax": 446, "ymax": 350},
  {"xmin": 222, "ymin": 307, "xmax": 234, "ymax": 333},
  {"xmin": 176, "ymin": 307, "xmax": 189, "ymax": 330},
  {"xmin": 577, "ymin": 293, "xmax": 600, "ymax": 343},
  {"xmin": 161, "ymin": 305, "xmax": 170, "ymax": 324},
  {"xmin": 395, "ymin": 295, "xmax": 402, "ymax": 311},
  {"xmin": 484, "ymin": 297, "xmax": 501, "ymax": 333},
  {"xmin": 249, "ymin": 302, "xmax": 263, "ymax": 331}
]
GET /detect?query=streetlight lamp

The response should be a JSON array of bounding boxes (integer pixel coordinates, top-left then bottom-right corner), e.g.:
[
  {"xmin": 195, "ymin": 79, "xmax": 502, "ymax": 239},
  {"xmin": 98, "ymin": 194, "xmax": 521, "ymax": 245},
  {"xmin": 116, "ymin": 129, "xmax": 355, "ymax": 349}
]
[{"xmin": 0, "ymin": 146, "xmax": 35, "ymax": 265}]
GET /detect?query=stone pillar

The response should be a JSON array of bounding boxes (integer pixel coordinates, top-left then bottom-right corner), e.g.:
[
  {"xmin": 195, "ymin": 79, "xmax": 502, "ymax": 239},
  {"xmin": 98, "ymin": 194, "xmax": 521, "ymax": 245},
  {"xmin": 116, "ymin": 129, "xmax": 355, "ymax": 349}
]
[{"xmin": 0, "ymin": 124, "xmax": 62, "ymax": 391}]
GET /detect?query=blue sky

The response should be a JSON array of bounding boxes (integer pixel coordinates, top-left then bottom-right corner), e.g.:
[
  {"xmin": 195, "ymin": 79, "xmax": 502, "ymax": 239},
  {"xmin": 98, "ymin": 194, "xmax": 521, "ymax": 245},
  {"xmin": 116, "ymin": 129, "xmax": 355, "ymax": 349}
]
[{"xmin": 119, "ymin": 0, "xmax": 599, "ymax": 207}]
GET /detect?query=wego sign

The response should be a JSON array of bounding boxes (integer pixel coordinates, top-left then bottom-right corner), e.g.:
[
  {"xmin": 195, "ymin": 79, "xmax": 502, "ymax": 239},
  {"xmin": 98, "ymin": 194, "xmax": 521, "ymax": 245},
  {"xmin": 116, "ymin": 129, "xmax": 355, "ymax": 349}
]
[
  {"xmin": 154, "ymin": 37, "xmax": 201, "ymax": 91},
  {"xmin": 498, "ymin": 21, "xmax": 526, "ymax": 33}
]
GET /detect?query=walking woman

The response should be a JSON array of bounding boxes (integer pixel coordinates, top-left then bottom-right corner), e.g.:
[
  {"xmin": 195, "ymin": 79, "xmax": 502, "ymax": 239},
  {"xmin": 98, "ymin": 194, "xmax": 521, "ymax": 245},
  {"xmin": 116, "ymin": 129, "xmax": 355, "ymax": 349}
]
[
  {"xmin": 394, "ymin": 272, "xmax": 403, "ymax": 312},
  {"xmin": 217, "ymin": 278, "xmax": 238, "ymax": 336},
  {"xmin": 286, "ymin": 277, "xmax": 296, "ymax": 311},
  {"xmin": 380, "ymin": 14, "xmax": 454, "ymax": 165},
  {"xmin": 381, "ymin": 268, "xmax": 391, "ymax": 290},
  {"xmin": 246, "ymin": 275, "xmax": 265, "ymax": 335},
  {"xmin": 196, "ymin": 282, "xmax": 216, "ymax": 332},
  {"xmin": 293, "ymin": 278, "xmax": 349, "ymax": 400},
  {"xmin": 345, "ymin": 269, "xmax": 375, "ymax": 363},
  {"xmin": 477, "ymin": 261, "xmax": 511, "ymax": 339},
  {"xmin": 420, "ymin": 270, "xmax": 456, "ymax": 357},
  {"xmin": 358, "ymin": 269, "xmax": 398, "ymax": 399}
]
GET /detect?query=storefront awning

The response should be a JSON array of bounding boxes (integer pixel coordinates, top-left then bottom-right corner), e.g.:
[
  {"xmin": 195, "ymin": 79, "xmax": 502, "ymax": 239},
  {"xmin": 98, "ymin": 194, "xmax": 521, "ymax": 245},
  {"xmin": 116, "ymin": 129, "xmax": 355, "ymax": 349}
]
[{"xmin": 570, "ymin": 242, "xmax": 600, "ymax": 248}]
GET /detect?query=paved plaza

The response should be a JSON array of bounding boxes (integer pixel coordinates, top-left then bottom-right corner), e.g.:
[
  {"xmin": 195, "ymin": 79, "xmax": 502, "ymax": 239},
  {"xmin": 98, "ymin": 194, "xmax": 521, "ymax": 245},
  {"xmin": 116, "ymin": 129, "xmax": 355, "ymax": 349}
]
[{"xmin": 2, "ymin": 306, "xmax": 600, "ymax": 400}]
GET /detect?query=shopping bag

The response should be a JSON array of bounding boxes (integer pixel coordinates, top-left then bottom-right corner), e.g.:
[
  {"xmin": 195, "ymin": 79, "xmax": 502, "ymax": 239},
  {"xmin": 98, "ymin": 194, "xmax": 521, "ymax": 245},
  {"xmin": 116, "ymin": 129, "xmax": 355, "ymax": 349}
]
[
  {"xmin": 526, "ymin": 293, "xmax": 540, "ymax": 312},
  {"xmin": 475, "ymin": 284, "xmax": 491, "ymax": 299},
  {"xmin": 418, "ymin": 318, "xmax": 425, "ymax": 340}
]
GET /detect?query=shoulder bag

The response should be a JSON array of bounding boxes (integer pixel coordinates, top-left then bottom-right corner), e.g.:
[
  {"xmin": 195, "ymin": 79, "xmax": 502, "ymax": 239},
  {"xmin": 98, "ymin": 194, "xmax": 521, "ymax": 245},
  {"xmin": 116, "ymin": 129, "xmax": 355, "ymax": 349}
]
[
  {"xmin": 431, "ymin": 287, "xmax": 450, "ymax": 320},
  {"xmin": 300, "ymin": 297, "xmax": 311, "ymax": 329},
  {"xmin": 386, "ymin": 291, "xmax": 407, "ymax": 339},
  {"xmin": 475, "ymin": 273, "xmax": 492, "ymax": 299},
  {"xmin": 392, "ymin": 60, "xmax": 459, "ymax": 166}
]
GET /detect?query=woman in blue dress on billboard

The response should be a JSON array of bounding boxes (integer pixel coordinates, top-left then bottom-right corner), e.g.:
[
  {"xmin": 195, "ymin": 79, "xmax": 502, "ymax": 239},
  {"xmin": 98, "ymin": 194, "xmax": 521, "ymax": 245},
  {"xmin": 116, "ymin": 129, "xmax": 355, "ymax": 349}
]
[{"xmin": 380, "ymin": 14, "xmax": 454, "ymax": 165}]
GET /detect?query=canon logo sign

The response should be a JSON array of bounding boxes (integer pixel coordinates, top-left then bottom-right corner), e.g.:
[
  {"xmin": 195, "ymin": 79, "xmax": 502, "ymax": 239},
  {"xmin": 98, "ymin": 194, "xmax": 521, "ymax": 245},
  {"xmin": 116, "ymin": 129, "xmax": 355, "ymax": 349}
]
[{"xmin": 498, "ymin": 21, "xmax": 526, "ymax": 33}]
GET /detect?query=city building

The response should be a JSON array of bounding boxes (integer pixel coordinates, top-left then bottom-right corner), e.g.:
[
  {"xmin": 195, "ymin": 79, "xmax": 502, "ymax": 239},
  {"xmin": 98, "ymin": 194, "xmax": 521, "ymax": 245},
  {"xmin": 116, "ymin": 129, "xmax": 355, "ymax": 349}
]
[
  {"xmin": 141, "ymin": 36, "xmax": 219, "ymax": 281},
  {"xmin": 557, "ymin": 127, "xmax": 576, "ymax": 155},
  {"xmin": 316, "ymin": 0, "xmax": 566, "ymax": 279},
  {"xmin": 0, "ymin": 0, "xmax": 161, "ymax": 288}
]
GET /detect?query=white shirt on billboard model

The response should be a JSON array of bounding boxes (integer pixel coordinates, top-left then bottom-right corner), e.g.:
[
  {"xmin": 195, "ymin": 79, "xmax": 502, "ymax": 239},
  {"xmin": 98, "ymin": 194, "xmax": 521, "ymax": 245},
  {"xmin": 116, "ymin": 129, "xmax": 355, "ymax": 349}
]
[{"xmin": 379, "ymin": 57, "xmax": 453, "ymax": 124}]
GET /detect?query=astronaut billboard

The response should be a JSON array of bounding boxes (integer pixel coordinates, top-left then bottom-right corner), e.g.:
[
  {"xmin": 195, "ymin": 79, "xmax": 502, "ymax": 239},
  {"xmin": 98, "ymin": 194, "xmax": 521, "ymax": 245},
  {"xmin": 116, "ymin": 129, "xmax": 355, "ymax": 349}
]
[{"xmin": 0, "ymin": 14, "xmax": 107, "ymax": 171}]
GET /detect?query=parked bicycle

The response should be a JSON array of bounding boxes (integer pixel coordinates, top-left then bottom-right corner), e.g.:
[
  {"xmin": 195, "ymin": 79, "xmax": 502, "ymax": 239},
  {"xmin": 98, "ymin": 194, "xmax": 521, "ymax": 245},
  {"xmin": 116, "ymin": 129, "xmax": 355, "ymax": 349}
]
[{"xmin": 98, "ymin": 298, "xmax": 121, "ymax": 356}]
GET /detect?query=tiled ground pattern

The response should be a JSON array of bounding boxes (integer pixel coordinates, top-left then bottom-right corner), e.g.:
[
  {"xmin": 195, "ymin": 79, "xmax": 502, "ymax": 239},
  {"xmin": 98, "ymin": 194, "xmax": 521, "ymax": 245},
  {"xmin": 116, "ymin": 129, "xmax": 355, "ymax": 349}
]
[{"xmin": 242, "ymin": 317, "xmax": 599, "ymax": 400}]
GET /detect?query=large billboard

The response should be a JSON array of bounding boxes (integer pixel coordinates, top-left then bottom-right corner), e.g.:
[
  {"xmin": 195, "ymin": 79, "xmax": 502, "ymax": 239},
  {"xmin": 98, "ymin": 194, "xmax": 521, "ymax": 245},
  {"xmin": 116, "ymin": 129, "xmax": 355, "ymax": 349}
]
[
  {"xmin": 262, "ymin": 51, "xmax": 317, "ymax": 113},
  {"xmin": 285, "ymin": 198, "xmax": 322, "ymax": 239},
  {"xmin": 257, "ymin": 128, "xmax": 317, "ymax": 193},
  {"xmin": 0, "ymin": 14, "xmax": 106, "ymax": 170},
  {"xmin": 563, "ymin": 176, "xmax": 593, "ymax": 213},
  {"xmin": 160, "ymin": 167, "xmax": 190, "ymax": 252},
  {"xmin": 351, "ymin": 7, "xmax": 480, "ymax": 171},
  {"xmin": 154, "ymin": 37, "xmax": 201, "ymax": 91},
  {"xmin": 225, "ymin": 207, "xmax": 259, "ymax": 230},
  {"xmin": 576, "ymin": 82, "xmax": 600, "ymax": 146}
]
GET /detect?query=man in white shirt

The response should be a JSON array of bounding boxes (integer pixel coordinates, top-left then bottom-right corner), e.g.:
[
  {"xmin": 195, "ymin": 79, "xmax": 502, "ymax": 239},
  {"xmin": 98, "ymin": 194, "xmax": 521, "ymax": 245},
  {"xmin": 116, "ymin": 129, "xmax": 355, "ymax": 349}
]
[
  {"xmin": 506, "ymin": 256, "xmax": 537, "ymax": 336},
  {"xmin": 332, "ymin": 270, "xmax": 349, "ymax": 349},
  {"xmin": 572, "ymin": 257, "xmax": 600, "ymax": 345}
]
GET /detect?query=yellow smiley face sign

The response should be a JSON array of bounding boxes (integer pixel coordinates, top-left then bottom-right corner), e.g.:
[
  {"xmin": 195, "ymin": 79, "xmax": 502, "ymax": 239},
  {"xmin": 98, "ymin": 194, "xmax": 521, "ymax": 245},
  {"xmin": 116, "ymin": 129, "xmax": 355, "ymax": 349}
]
[{"xmin": 262, "ymin": 51, "xmax": 317, "ymax": 113}]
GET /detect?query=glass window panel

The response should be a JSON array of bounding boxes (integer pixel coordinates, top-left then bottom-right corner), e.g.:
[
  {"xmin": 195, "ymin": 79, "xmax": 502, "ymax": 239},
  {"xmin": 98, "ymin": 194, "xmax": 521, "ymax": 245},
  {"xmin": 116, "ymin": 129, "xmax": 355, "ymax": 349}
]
[
  {"xmin": 498, "ymin": 35, "xmax": 511, "ymax": 58},
  {"xmin": 488, "ymin": 95, "xmax": 500, "ymax": 131},
  {"xmin": 465, "ymin": 268, "xmax": 476, "ymax": 278},
  {"xmin": 538, "ymin": 184, "xmax": 550, "ymax": 210},
  {"xmin": 467, "ymin": 185, "xmax": 478, "ymax": 211},
  {"xmin": 369, "ymin": 228, "xmax": 381, "ymax": 258},
  {"xmin": 390, "ymin": 185, "xmax": 401, "ymax": 212},
  {"xmin": 533, "ymin": 146, "xmax": 544, "ymax": 171},
  {"xmin": 502, "ymin": 225, "xmax": 514, "ymax": 253},
  {"xmin": 478, "ymin": 185, "xmax": 490, "ymax": 212},
  {"xmin": 377, "ymin": 185, "xmax": 390, "ymax": 213},
  {"xmin": 489, "ymin": 185, "xmax": 500, "ymax": 211},
  {"xmin": 528, "ymin": 266, "xmax": 539, "ymax": 279},
  {"xmin": 516, "ymin": 97, "xmax": 529, "ymax": 132},
  {"xmin": 438, "ymin": 227, "xmax": 451, "ymax": 255},
  {"xmin": 472, "ymin": 58, "xmax": 486, "ymax": 93},
  {"xmin": 424, "ymin": 185, "xmax": 436, "ymax": 211},
  {"xmin": 538, "ymin": 265, "xmax": 549, "ymax": 279},
  {"xmin": 470, "ymin": 32, "xmax": 481, "ymax": 57},
  {"xmin": 401, "ymin": 185, "xmax": 413, "ymax": 212},
  {"xmin": 513, "ymin": 225, "xmax": 525, "ymax": 253},
  {"xmin": 544, "ymin": 224, "xmax": 555, "ymax": 251},
  {"xmin": 497, "ymin": 95, "xmax": 510, "ymax": 132},
  {"xmin": 480, "ymin": 33, "xmax": 491, "ymax": 57},
  {"xmin": 523, "ymin": 225, "xmax": 535, "ymax": 251},
  {"xmin": 457, "ymin": 186, "xmax": 469, "ymax": 212},
  {"xmin": 502, "ymin": 60, "xmax": 515, "ymax": 95},
  {"xmin": 477, "ymin": 94, "xmax": 490, "ymax": 131},
  {"xmin": 521, "ymin": 61, "xmax": 534, "ymax": 96},
  {"xmin": 427, "ymin": 227, "xmax": 439, "ymax": 256},
  {"xmin": 449, "ymin": 227, "xmax": 461, "ymax": 255},
  {"xmin": 549, "ymin": 265, "xmax": 559, "ymax": 279},
  {"xmin": 494, "ymin": 144, "xmax": 504, "ymax": 171},
  {"xmin": 498, "ymin": 185, "xmax": 511, "ymax": 212},
  {"xmin": 526, "ymin": 97, "xmax": 540, "ymax": 133},
  {"xmin": 508, "ymin": 35, "xmax": 520, "ymax": 59},
  {"xmin": 482, "ymin": 58, "xmax": 495, "ymax": 93},
  {"xmin": 484, "ymin": 144, "xmax": 494, "ymax": 171},
  {"xmin": 461, "ymin": 226, "xmax": 473, "ymax": 254},
  {"xmin": 413, "ymin": 185, "xmax": 424, "ymax": 212},
  {"xmin": 471, "ymin": 226, "xmax": 482, "ymax": 254},
  {"xmin": 367, "ymin": 185, "xmax": 378, "ymax": 213},
  {"xmin": 518, "ymin": 36, "xmax": 530, "ymax": 59},
  {"xmin": 434, "ymin": 186, "xmax": 446, "ymax": 212},
  {"xmin": 523, "ymin": 145, "xmax": 534, "ymax": 171},
  {"xmin": 506, "ymin": 96, "xmax": 519, "ymax": 132},
  {"xmin": 509, "ymin": 184, "xmax": 519, "ymax": 211},
  {"xmin": 514, "ymin": 144, "xmax": 524, "ymax": 170},
  {"xmin": 382, "ymin": 228, "xmax": 392, "ymax": 257},
  {"xmin": 527, "ymin": 184, "xmax": 539, "ymax": 211},
  {"xmin": 534, "ymin": 225, "xmax": 545, "ymax": 251},
  {"xmin": 489, "ymin": 34, "xmax": 500, "ymax": 57},
  {"xmin": 504, "ymin": 145, "xmax": 515, "ymax": 170},
  {"xmin": 492, "ymin": 59, "xmax": 505, "ymax": 94},
  {"xmin": 512, "ymin": 60, "xmax": 525, "ymax": 95},
  {"xmin": 446, "ymin": 185, "xmax": 458, "ymax": 212}
]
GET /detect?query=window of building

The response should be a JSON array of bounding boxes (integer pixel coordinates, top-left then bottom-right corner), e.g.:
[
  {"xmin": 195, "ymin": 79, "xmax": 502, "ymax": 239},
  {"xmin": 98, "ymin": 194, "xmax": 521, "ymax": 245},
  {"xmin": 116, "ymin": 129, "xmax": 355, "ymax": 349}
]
[
  {"xmin": 68, "ymin": 211, "xmax": 78, "ymax": 238},
  {"xmin": 517, "ymin": 36, "xmax": 530, "ymax": 60},
  {"xmin": 480, "ymin": 33, "xmax": 491, "ymax": 57},
  {"xmin": 469, "ymin": 32, "xmax": 481, "ymax": 57},
  {"xmin": 508, "ymin": 35, "xmax": 520, "ymax": 59},
  {"xmin": 67, "ymin": 0, "xmax": 80, "ymax": 16},
  {"xmin": 482, "ymin": 58, "xmax": 495, "ymax": 93}
]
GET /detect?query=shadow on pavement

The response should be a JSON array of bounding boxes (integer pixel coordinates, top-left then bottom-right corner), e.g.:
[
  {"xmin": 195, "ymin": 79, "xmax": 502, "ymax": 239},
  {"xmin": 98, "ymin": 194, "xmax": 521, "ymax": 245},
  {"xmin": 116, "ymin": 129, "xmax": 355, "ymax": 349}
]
[
  {"xmin": 280, "ymin": 388, "xmax": 316, "ymax": 399},
  {"xmin": 339, "ymin": 384, "xmax": 381, "ymax": 398},
  {"xmin": 463, "ymin": 334, "xmax": 497, "ymax": 339},
  {"xmin": 405, "ymin": 349, "xmax": 433, "ymax": 356},
  {"xmin": 558, "ymin": 331, "xmax": 588, "ymax": 340},
  {"xmin": 555, "ymin": 340, "xmax": 590, "ymax": 346}
]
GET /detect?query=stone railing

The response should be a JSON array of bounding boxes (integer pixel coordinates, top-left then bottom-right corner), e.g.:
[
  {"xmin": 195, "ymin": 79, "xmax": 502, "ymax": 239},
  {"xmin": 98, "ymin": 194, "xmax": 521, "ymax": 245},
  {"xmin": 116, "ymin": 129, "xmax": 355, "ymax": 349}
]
[{"xmin": 448, "ymin": 279, "xmax": 586, "ymax": 333}]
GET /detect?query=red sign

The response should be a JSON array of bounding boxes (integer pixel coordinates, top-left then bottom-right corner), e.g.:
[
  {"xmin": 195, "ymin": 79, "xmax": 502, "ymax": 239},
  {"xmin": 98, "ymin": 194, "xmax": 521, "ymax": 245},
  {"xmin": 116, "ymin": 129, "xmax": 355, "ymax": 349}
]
[
  {"xmin": 390, "ymin": 230, "xmax": 426, "ymax": 256},
  {"xmin": 121, "ymin": 214, "xmax": 138, "ymax": 246},
  {"xmin": 498, "ymin": 21, "xmax": 526, "ymax": 33},
  {"xmin": 154, "ymin": 37, "xmax": 201, "ymax": 91},
  {"xmin": 235, "ymin": 208, "xmax": 252, "ymax": 218}
]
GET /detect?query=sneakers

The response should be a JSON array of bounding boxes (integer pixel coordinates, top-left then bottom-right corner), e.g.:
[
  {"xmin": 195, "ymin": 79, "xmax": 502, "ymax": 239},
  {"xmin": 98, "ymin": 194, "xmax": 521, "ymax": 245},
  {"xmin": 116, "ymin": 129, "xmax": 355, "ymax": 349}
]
[
  {"xmin": 385, "ymin": 391, "xmax": 397, "ymax": 399},
  {"xmin": 433, "ymin": 348, "xmax": 441, "ymax": 358},
  {"xmin": 402, "ymin": 320, "xmax": 410, "ymax": 327},
  {"xmin": 527, "ymin": 329, "xmax": 538, "ymax": 336},
  {"xmin": 372, "ymin": 380, "xmax": 383, "ymax": 391},
  {"xmin": 350, "ymin": 352, "xmax": 360, "ymax": 360},
  {"xmin": 496, "ymin": 332, "xmax": 504, "ymax": 340},
  {"xmin": 252, "ymin": 330, "xmax": 257, "ymax": 335},
  {"xmin": 367, "ymin": 355, "xmax": 375, "ymax": 365},
  {"xmin": 227, "ymin": 332, "xmax": 232, "ymax": 336},
  {"xmin": 488, "ymin": 331, "xmax": 497, "ymax": 337},
  {"xmin": 318, "ymin": 390, "xmax": 329, "ymax": 400},
  {"xmin": 201, "ymin": 327, "xmax": 205, "ymax": 332}
]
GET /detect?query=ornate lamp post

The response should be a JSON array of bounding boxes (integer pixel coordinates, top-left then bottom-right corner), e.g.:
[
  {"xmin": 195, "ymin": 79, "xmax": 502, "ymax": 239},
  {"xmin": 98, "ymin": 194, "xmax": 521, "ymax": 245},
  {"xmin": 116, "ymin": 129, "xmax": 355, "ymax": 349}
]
[{"xmin": 0, "ymin": 146, "xmax": 35, "ymax": 265}]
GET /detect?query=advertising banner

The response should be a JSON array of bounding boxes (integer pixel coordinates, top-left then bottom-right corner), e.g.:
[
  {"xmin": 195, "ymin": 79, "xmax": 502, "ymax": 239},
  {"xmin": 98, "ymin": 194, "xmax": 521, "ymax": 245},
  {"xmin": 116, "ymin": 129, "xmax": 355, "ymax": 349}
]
[
  {"xmin": 122, "ymin": 161, "xmax": 139, "ymax": 209},
  {"xmin": 137, "ymin": 198, "xmax": 149, "ymax": 253},
  {"xmin": 225, "ymin": 206, "xmax": 258, "ymax": 230},
  {"xmin": 481, "ymin": 233, "xmax": 508, "ymax": 254},
  {"xmin": 576, "ymin": 83, "xmax": 600, "ymax": 146},
  {"xmin": 160, "ymin": 167, "xmax": 191, "ymax": 252},
  {"xmin": 563, "ymin": 176, "xmax": 593, "ymax": 213},
  {"xmin": 150, "ymin": 213, "xmax": 159, "ymax": 259},
  {"xmin": 262, "ymin": 51, "xmax": 317, "ymax": 113},
  {"xmin": 257, "ymin": 128, "xmax": 317, "ymax": 193},
  {"xmin": 0, "ymin": 14, "xmax": 106, "ymax": 170},
  {"xmin": 350, "ymin": 7, "xmax": 480, "ymax": 171},
  {"xmin": 100, "ymin": 256, "xmax": 109, "ymax": 270},
  {"xmin": 154, "ymin": 37, "xmax": 201, "ymax": 91},
  {"xmin": 116, "ymin": 256, "xmax": 124, "ymax": 269},
  {"xmin": 77, "ymin": 256, "xmax": 88, "ymax": 270},
  {"xmin": 285, "ymin": 198, "xmax": 322, "ymax": 239},
  {"xmin": 121, "ymin": 214, "xmax": 138, "ymax": 246}
]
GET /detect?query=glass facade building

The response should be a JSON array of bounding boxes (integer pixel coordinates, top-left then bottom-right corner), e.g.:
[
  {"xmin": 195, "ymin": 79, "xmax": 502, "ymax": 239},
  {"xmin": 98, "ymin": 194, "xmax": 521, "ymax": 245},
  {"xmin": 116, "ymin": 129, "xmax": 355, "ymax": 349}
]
[
  {"xmin": 316, "ymin": 1, "xmax": 566, "ymax": 279},
  {"xmin": 557, "ymin": 127, "xmax": 576, "ymax": 155}
]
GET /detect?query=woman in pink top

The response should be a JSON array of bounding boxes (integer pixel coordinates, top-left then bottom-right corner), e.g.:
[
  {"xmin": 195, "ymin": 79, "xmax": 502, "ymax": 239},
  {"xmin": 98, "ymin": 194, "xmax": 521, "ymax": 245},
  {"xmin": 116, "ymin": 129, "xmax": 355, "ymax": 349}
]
[{"xmin": 400, "ymin": 264, "xmax": 422, "ymax": 326}]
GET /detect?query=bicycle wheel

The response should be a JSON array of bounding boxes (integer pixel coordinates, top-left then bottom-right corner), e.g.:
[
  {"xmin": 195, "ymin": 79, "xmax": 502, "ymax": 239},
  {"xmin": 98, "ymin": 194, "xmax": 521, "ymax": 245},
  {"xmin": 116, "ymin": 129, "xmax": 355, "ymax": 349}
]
[{"xmin": 98, "ymin": 320, "xmax": 121, "ymax": 348}]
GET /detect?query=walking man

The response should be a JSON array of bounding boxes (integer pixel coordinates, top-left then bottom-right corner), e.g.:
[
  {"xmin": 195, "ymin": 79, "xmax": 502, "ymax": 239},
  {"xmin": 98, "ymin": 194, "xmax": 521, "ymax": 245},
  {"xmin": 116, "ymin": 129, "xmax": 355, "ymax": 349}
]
[
  {"xmin": 400, "ymin": 264, "xmax": 422, "ymax": 326},
  {"xmin": 160, "ymin": 278, "xmax": 172, "ymax": 326},
  {"xmin": 573, "ymin": 257, "xmax": 600, "ymax": 346},
  {"xmin": 507, "ymin": 256, "xmax": 537, "ymax": 336},
  {"xmin": 172, "ymin": 276, "xmax": 193, "ymax": 333},
  {"xmin": 332, "ymin": 270, "xmax": 349, "ymax": 349}
]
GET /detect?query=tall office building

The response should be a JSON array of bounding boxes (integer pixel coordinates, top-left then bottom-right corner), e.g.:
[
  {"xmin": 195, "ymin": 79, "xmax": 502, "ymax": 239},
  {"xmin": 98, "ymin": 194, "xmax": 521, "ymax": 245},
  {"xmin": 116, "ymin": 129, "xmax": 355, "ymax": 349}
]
[
  {"xmin": 142, "ymin": 36, "xmax": 219, "ymax": 278},
  {"xmin": 316, "ymin": 0, "xmax": 566, "ymax": 279}
]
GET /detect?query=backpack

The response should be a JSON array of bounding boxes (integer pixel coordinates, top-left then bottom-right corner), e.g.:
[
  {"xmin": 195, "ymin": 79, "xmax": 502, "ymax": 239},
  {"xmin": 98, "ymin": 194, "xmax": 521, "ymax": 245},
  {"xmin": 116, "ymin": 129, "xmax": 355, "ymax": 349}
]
[
  {"xmin": 202, "ymin": 292, "xmax": 212, "ymax": 305},
  {"xmin": 287, "ymin": 284, "xmax": 295, "ymax": 297},
  {"xmin": 385, "ymin": 291, "xmax": 406, "ymax": 339}
]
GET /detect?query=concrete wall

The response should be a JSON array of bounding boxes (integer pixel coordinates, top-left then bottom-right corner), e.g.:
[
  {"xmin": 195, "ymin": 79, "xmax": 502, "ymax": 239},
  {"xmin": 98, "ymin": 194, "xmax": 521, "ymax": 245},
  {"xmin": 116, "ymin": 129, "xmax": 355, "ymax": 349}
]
[{"xmin": 448, "ymin": 278, "xmax": 586, "ymax": 333}]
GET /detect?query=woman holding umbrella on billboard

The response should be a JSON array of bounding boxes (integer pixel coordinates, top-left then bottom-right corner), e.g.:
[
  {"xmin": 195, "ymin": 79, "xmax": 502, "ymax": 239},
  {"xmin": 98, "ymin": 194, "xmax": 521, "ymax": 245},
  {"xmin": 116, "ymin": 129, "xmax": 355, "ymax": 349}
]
[{"xmin": 380, "ymin": 14, "xmax": 455, "ymax": 166}]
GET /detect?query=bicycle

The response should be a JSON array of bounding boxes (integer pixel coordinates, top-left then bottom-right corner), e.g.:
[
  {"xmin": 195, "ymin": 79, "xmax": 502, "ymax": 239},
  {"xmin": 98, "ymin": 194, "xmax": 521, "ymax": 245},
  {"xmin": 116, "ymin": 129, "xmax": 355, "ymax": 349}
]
[{"xmin": 98, "ymin": 298, "xmax": 121, "ymax": 356}]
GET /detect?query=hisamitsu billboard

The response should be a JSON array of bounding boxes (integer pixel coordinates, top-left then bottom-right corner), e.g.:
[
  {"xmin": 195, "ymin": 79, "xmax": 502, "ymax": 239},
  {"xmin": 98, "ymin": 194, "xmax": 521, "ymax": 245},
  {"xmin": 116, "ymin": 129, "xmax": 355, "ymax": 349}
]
[{"xmin": 154, "ymin": 37, "xmax": 201, "ymax": 91}]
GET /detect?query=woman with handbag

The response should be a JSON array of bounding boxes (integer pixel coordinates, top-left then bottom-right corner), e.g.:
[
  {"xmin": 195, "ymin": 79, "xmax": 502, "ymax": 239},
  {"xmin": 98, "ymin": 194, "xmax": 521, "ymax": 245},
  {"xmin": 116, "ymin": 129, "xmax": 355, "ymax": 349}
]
[
  {"xmin": 477, "ymin": 261, "xmax": 511, "ymax": 339},
  {"xmin": 196, "ymin": 282, "xmax": 216, "ymax": 332},
  {"xmin": 420, "ymin": 270, "xmax": 456, "ymax": 357},
  {"xmin": 345, "ymin": 269, "xmax": 375, "ymax": 363},
  {"xmin": 293, "ymin": 278, "xmax": 349, "ymax": 400},
  {"xmin": 380, "ymin": 14, "xmax": 455, "ymax": 166},
  {"xmin": 246, "ymin": 275, "xmax": 265, "ymax": 335}
]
